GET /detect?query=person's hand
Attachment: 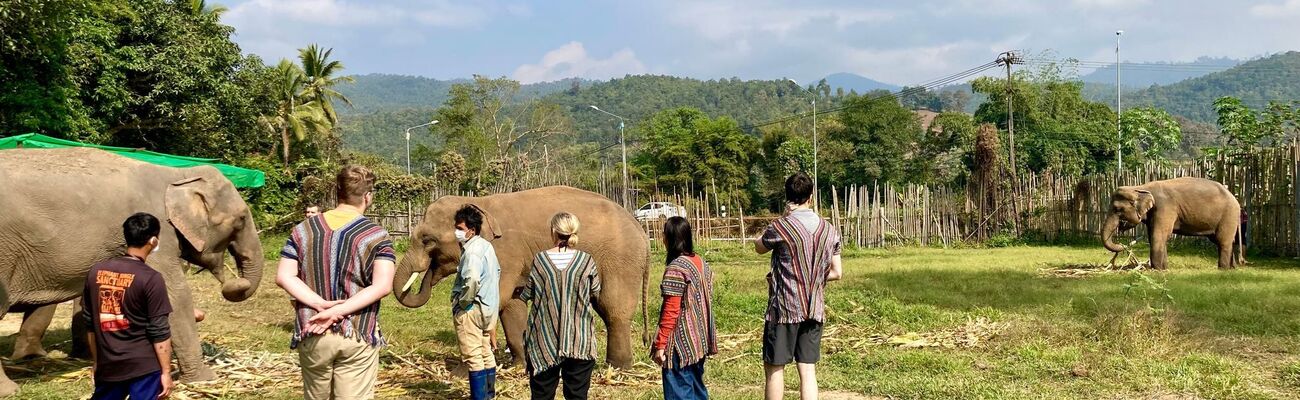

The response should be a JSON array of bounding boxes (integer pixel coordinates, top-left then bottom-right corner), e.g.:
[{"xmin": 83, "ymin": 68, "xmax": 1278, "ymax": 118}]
[
  {"xmin": 158, "ymin": 372, "xmax": 174, "ymax": 399},
  {"xmin": 306, "ymin": 308, "xmax": 346, "ymax": 335},
  {"xmin": 651, "ymin": 348, "xmax": 666, "ymax": 367},
  {"xmin": 489, "ymin": 329, "xmax": 499, "ymax": 351}
]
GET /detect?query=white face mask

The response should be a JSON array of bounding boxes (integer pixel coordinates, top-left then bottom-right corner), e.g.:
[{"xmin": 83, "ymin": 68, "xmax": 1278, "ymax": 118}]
[{"xmin": 454, "ymin": 229, "xmax": 469, "ymax": 243}]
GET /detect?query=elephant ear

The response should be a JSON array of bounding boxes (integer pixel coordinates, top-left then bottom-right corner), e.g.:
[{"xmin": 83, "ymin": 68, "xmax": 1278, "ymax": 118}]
[
  {"xmin": 1135, "ymin": 189, "xmax": 1155, "ymax": 216},
  {"xmin": 468, "ymin": 203, "xmax": 503, "ymax": 240},
  {"xmin": 166, "ymin": 177, "xmax": 214, "ymax": 252}
]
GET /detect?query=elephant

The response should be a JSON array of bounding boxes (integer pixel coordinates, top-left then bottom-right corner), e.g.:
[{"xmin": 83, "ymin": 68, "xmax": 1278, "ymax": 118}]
[
  {"xmin": 0, "ymin": 148, "xmax": 263, "ymax": 396},
  {"xmin": 1101, "ymin": 177, "xmax": 1242, "ymax": 270},
  {"xmin": 393, "ymin": 186, "xmax": 649, "ymax": 369}
]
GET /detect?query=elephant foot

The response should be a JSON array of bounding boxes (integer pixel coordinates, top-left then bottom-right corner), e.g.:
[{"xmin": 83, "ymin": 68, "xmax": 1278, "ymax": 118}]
[
  {"xmin": 179, "ymin": 364, "xmax": 218, "ymax": 383},
  {"xmin": 0, "ymin": 377, "xmax": 17, "ymax": 397},
  {"xmin": 10, "ymin": 343, "xmax": 47, "ymax": 360}
]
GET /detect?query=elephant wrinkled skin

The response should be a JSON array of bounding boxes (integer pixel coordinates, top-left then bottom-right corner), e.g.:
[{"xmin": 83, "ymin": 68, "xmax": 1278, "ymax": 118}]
[
  {"xmin": 0, "ymin": 148, "xmax": 263, "ymax": 396},
  {"xmin": 1101, "ymin": 177, "xmax": 1242, "ymax": 270},
  {"xmin": 393, "ymin": 186, "xmax": 649, "ymax": 369}
]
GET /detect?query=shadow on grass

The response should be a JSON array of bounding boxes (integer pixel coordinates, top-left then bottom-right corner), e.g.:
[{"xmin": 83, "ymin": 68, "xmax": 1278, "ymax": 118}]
[
  {"xmin": 0, "ymin": 329, "xmax": 91, "ymax": 385},
  {"xmin": 852, "ymin": 263, "xmax": 1300, "ymax": 336}
]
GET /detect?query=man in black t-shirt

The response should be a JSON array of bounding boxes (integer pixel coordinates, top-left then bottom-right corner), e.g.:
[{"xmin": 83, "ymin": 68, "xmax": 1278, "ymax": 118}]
[{"xmin": 82, "ymin": 213, "xmax": 174, "ymax": 399}]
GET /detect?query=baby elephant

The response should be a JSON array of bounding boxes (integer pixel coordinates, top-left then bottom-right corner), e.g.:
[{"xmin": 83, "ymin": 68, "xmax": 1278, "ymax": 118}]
[{"xmin": 1101, "ymin": 177, "xmax": 1242, "ymax": 269}]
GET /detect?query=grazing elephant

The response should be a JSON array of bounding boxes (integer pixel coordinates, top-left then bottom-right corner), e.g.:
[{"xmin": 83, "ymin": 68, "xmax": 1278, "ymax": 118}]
[
  {"xmin": 0, "ymin": 148, "xmax": 263, "ymax": 396},
  {"xmin": 394, "ymin": 186, "xmax": 649, "ymax": 369},
  {"xmin": 1102, "ymin": 177, "xmax": 1242, "ymax": 270}
]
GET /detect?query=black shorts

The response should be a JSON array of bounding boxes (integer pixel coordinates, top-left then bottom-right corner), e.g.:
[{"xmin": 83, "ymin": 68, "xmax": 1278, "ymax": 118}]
[{"xmin": 762, "ymin": 320, "xmax": 823, "ymax": 365}]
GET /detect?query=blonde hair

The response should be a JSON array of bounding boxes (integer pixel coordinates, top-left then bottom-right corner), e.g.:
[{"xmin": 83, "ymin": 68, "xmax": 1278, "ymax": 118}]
[{"xmin": 550, "ymin": 212, "xmax": 580, "ymax": 248}]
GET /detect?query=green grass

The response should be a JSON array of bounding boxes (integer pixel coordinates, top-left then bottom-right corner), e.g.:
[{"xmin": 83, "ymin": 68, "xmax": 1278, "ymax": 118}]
[{"xmin": 8, "ymin": 239, "xmax": 1300, "ymax": 399}]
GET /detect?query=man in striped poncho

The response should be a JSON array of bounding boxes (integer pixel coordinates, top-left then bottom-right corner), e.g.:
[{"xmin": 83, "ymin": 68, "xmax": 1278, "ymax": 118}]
[
  {"xmin": 276, "ymin": 165, "xmax": 397, "ymax": 400},
  {"xmin": 754, "ymin": 173, "xmax": 844, "ymax": 400}
]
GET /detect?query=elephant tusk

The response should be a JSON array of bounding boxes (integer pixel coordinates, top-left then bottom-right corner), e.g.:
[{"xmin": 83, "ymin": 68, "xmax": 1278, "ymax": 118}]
[{"xmin": 402, "ymin": 272, "xmax": 422, "ymax": 294}]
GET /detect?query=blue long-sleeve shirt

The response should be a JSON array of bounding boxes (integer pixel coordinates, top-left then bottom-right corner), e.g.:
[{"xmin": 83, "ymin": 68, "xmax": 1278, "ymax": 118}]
[{"xmin": 451, "ymin": 236, "xmax": 501, "ymax": 324}]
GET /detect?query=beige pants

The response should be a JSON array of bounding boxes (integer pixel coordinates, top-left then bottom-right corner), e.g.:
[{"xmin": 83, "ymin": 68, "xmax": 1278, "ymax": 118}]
[
  {"xmin": 298, "ymin": 332, "xmax": 380, "ymax": 400},
  {"xmin": 455, "ymin": 308, "xmax": 497, "ymax": 371}
]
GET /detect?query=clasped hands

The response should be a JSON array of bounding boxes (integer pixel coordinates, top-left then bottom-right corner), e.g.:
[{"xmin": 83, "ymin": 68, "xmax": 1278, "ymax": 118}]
[{"xmin": 303, "ymin": 298, "xmax": 348, "ymax": 335}]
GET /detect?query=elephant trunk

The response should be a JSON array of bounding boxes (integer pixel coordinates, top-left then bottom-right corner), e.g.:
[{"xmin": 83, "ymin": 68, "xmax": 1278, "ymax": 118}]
[
  {"xmin": 1102, "ymin": 214, "xmax": 1127, "ymax": 253},
  {"xmin": 220, "ymin": 212, "xmax": 263, "ymax": 302},
  {"xmin": 394, "ymin": 252, "xmax": 436, "ymax": 308}
]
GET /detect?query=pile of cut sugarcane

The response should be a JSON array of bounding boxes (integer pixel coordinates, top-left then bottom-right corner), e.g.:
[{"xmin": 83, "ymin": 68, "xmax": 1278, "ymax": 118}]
[{"xmin": 1040, "ymin": 240, "xmax": 1149, "ymax": 278}]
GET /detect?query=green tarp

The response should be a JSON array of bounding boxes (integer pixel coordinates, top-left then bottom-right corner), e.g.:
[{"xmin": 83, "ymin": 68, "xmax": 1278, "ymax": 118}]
[{"xmin": 0, "ymin": 133, "xmax": 265, "ymax": 188}]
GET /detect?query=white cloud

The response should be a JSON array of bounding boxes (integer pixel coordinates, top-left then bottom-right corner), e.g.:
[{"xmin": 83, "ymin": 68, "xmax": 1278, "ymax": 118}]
[
  {"xmin": 1071, "ymin": 0, "xmax": 1150, "ymax": 9},
  {"xmin": 1250, "ymin": 0, "xmax": 1300, "ymax": 17},
  {"xmin": 512, "ymin": 42, "xmax": 648, "ymax": 84},
  {"xmin": 666, "ymin": 1, "xmax": 895, "ymax": 42}
]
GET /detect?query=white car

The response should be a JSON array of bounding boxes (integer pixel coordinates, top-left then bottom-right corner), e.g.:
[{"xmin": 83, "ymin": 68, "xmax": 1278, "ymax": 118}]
[{"xmin": 634, "ymin": 202, "xmax": 686, "ymax": 221}]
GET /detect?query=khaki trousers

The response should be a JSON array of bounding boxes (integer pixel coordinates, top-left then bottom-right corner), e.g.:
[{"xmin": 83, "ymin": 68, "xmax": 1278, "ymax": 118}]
[
  {"xmin": 298, "ymin": 332, "xmax": 380, "ymax": 400},
  {"xmin": 454, "ymin": 308, "xmax": 497, "ymax": 372}
]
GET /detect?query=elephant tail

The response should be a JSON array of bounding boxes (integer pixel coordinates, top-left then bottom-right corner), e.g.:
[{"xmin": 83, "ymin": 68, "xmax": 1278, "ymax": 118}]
[{"xmin": 641, "ymin": 253, "xmax": 651, "ymax": 348}]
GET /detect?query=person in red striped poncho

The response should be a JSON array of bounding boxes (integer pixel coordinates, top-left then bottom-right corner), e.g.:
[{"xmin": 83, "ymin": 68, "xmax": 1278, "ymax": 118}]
[{"xmin": 652, "ymin": 216, "xmax": 717, "ymax": 399}]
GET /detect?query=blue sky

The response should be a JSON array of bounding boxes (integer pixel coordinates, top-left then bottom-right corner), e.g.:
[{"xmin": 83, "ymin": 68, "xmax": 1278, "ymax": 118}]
[{"xmin": 222, "ymin": 0, "xmax": 1300, "ymax": 86}]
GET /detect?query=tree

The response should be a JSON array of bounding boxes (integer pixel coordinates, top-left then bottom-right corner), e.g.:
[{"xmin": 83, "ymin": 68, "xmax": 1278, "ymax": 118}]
[
  {"xmin": 1212, "ymin": 97, "xmax": 1298, "ymax": 156},
  {"xmin": 898, "ymin": 86, "xmax": 942, "ymax": 110},
  {"xmin": 259, "ymin": 59, "xmax": 330, "ymax": 165},
  {"xmin": 634, "ymin": 107, "xmax": 757, "ymax": 207},
  {"xmin": 939, "ymin": 89, "xmax": 971, "ymax": 112},
  {"xmin": 434, "ymin": 76, "xmax": 572, "ymax": 191},
  {"xmin": 298, "ymin": 44, "xmax": 354, "ymax": 125},
  {"xmin": 1120, "ymin": 107, "xmax": 1182, "ymax": 163},
  {"xmin": 971, "ymin": 61, "xmax": 1117, "ymax": 175},
  {"xmin": 821, "ymin": 94, "xmax": 927, "ymax": 186}
]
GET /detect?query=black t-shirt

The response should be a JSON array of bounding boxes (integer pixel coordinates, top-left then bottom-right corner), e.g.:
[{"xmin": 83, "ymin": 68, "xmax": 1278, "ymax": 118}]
[{"xmin": 81, "ymin": 256, "xmax": 173, "ymax": 382}]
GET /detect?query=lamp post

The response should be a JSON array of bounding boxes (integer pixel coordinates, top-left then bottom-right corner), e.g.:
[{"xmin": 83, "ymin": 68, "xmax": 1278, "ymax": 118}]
[
  {"xmin": 403, "ymin": 120, "xmax": 439, "ymax": 174},
  {"xmin": 589, "ymin": 105, "xmax": 629, "ymax": 209},
  {"xmin": 789, "ymin": 79, "xmax": 818, "ymax": 211},
  {"xmin": 1116, "ymin": 30, "xmax": 1123, "ymax": 171}
]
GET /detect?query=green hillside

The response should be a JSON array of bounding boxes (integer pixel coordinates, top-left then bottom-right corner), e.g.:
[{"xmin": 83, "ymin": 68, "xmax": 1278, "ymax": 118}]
[{"xmin": 1126, "ymin": 51, "xmax": 1300, "ymax": 122}]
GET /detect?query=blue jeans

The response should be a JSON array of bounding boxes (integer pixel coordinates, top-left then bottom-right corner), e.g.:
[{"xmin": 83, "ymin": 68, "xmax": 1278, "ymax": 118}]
[
  {"xmin": 92, "ymin": 370, "xmax": 162, "ymax": 400},
  {"xmin": 662, "ymin": 355, "xmax": 707, "ymax": 400}
]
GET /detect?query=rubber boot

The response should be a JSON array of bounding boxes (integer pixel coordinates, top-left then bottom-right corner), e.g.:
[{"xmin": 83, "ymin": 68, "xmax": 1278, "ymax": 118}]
[
  {"xmin": 485, "ymin": 367, "xmax": 497, "ymax": 399},
  {"xmin": 469, "ymin": 369, "xmax": 489, "ymax": 400}
]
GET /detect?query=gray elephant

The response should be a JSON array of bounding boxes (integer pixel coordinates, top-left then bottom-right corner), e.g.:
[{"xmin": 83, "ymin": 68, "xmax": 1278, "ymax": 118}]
[
  {"xmin": 394, "ymin": 186, "xmax": 649, "ymax": 369},
  {"xmin": 1102, "ymin": 177, "xmax": 1242, "ymax": 270},
  {"xmin": 0, "ymin": 148, "xmax": 263, "ymax": 396}
]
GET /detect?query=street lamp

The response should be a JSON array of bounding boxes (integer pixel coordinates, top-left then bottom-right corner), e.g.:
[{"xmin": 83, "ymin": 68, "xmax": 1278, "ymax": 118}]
[
  {"xmin": 788, "ymin": 79, "xmax": 818, "ymax": 211},
  {"xmin": 589, "ymin": 105, "xmax": 629, "ymax": 209},
  {"xmin": 403, "ymin": 120, "xmax": 438, "ymax": 174},
  {"xmin": 1116, "ymin": 30, "xmax": 1123, "ymax": 171}
]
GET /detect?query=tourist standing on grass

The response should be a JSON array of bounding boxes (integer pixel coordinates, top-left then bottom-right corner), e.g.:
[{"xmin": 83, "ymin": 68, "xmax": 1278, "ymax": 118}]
[
  {"xmin": 276, "ymin": 165, "xmax": 396, "ymax": 400},
  {"xmin": 451, "ymin": 205, "xmax": 502, "ymax": 399},
  {"xmin": 517, "ymin": 212, "xmax": 602, "ymax": 400},
  {"xmin": 653, "ymin": 216, "xmax": 717, "ymax": 399},
  {"xmin": 754, "ymin": 173, "xmax": 844, "ymax": 400},
  {"xmin": 83, "ymin": 213, "xmax": 174, "ymax": 400}
]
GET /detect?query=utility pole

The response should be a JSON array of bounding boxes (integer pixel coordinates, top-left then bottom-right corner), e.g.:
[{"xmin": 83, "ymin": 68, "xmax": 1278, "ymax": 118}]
[
  {"xmin": 997, "ymin": 51, "xmax": 1023, "ymax": 176},
  {"xmin": 1116, "ymin": 30, "xmax": 1124, "ymax": 171}
]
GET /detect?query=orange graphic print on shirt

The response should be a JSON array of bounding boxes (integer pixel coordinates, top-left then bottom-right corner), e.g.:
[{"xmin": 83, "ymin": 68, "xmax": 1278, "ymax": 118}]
[{"xmin": 96, "ymin": 270, "xmax": 136, "ymax": 332}]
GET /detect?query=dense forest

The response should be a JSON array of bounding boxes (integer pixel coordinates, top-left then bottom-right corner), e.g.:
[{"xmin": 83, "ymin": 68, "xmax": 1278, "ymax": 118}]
[{"xmin": 3, "ymin": 0, "xmax": 1298, "ymax": 223}]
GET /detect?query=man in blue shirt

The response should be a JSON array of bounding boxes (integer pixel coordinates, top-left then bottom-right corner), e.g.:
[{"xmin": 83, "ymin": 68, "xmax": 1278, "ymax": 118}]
[{"xmin": 451, "ymin": 205, "xmax": 502, "ymax": 400}]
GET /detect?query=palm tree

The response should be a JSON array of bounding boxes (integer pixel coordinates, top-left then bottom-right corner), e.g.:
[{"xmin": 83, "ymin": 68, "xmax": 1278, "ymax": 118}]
[
  {"xmin": 260, "ymin": 59, "xmax": 330, "ymax": 166},
  {"xmin": 298, "ymin": 44, "xmax": 354, "ymax": 125},
  {"xmin": 188, "ymin": 0, "xmax": 228, "ymax": 17}
]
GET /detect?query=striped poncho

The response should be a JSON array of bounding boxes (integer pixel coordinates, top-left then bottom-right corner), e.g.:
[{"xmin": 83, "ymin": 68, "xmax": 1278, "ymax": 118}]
[
  {"xmin": 760, "ymin": 209, "xmax": 842, "ymax": 323},
  {"xmin": 281, "ymin": 214, "xmax": 395, "ymax": 348},
  {"xmin": 519, "ymin": 250, "xmax": 602, "ymax": 375},
  {"xmin": 660, "ymin": 255, "xmax": 718, "ymax": 368}
]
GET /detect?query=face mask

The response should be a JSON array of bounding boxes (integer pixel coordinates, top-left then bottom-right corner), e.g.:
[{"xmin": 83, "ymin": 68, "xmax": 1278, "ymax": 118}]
[{"xmin": 455, "ymin": 229, "xmax": 469, "ymax": 243}]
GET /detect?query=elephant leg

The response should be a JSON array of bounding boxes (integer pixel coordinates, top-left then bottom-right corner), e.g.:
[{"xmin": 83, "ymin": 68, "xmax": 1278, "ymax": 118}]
[
  {"xmin": 159, "ymin": 268, "xmax": 216, "ymax": 382},
  {"xmin": 1215, "ymin": 230, "xmax": 1237, "ymax": 270},
  {"xmin": 603, "ymin": 315, "xmax": 633, "ymax": 369},
  {"xmin": 0, "ymin": 287, "xmax": 18, "ymax": 397},
  {"xmin": 70, "ymin": 301, "xmax": 90, "ymax": 359},
  {"xmin": 11, "ymin": 304, "xmax": 57, "ymax": 359},
  {"xmin": 1148, "ymin": 226, "xmax": 1171, "ymax": 270},
  {"xmin": 499, "ymin": 298, "xmax": 528, "ymax": 368}
]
